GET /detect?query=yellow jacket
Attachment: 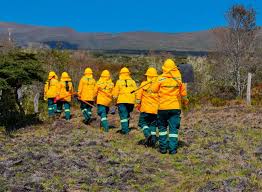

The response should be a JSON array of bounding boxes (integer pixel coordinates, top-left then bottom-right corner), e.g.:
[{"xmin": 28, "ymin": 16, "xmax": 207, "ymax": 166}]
[
  {"xmin": 136, "ymin": 78, "xmax": 159, "ymax": 114},
  {"xmin": 78, "ymin": 74, "xmax": 96, "ymax": 101},
  {"xmin": 151, "ymin": 69, "xmax": 187, "ymax": 110},
  {"xmin": 44, "ymin": 78, "xmax": 59, "ymax": 99},
  {"xmin": 113, "ymin": 73, "xmax": 137, "ymax": 104},
  {"xmin": 95, "ymin": 77, "xmax": 114, "ymax": 107},
  {"xmin": 58, "ymin": 77, "xmax": 74, "ymax": 102}
]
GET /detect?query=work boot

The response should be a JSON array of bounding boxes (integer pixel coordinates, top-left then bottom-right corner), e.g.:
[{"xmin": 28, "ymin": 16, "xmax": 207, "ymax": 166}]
[
  {"xmin": 145, "ymin": 136, "xmax": 153, "ymax": 147},
  {"xmin": 159, "ymin": 150, "xmax": 167, "ymax": 154},
  {"xmin": 169, "ymin": 150, "xmax": 177, "ymax": 155}
]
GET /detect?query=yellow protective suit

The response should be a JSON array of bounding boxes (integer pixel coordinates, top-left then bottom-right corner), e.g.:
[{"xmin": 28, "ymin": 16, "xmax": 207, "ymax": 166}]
[
  {"xmin": 113, "ymin": 67, "xmax": 137, "ymax": 104},
  {"xmin": 136, "ymin": 67, "xmax": 159, "ymax": 114},
  {"xmin": 151, "ymin": 59, "xmax": 188, "ymax": 110},
  {"xmin": 44, "ymin": 71, "xmax": 59, "ymax": 99},
  {"xmin": 95, "ymin": 70, "xmax": 114, "ymax": 107},
  {"xmin": 78, "ymin": 68, "xmax": 96, "ymax": 101},
  {"xmin": 58, "ymin": 72, "xmax": 74, "ymax": 102}
]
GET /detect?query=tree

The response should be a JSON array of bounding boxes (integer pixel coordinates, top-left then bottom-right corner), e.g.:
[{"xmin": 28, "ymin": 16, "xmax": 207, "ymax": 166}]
[
  {"xmin": 213, "ymin": 5, "xmax": 258, "ymax": 97},
  {"xmin": 0, "ymin": 49, "xmax": 44, "ymax": 128}
]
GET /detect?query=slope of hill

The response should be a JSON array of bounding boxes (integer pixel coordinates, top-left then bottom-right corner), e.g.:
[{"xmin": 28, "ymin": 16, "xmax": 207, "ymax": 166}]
[
  {"xmin": 0, "ymin": 22, "xmax": 216, "ymax": 51},
  {"xmin": 0, "ymin": 105, "xmax": 262, "ymax": 191}
]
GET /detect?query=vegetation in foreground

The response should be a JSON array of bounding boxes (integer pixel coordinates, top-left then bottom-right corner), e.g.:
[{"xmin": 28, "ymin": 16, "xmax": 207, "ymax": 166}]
[{"xmin": 0, "ymin": 105, "xmax": 261, "ymax": 191}]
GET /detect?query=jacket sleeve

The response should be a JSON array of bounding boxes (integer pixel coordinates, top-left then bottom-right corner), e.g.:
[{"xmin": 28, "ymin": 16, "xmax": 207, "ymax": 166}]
[
  {"xmin": 136, "ymin": 82, "xmax": 145, "ymax": 103},
  {"xmin": 56, "ymin": 81, "xmax": 62, "ymax": 97},
  {"xmin": 70, "ymin": 82, "xmax": 74, "ymax": 94},
  {"xmin": 112, "ymin": 80, "xmax": 120, "ymax": 98},
  {"xmin": 133, "ymin": 80, "xmax": 138, "ymax": 92},
  {"xmin": 180, "ymin": 83, "xmax": 189, "ymax": 105},
  {"xmin": 44, "ymin": 81, "xmax": 48, "ymax": 100},
  {"xmin": 78, "ymin": 78, "xmax": 83, "ymax": 97},
  {"xmin": 94, "ymin": 82, "xmax": 99, "ymax": 97},
  {"xmin": 151, "ymin": 78, "xmax": 161, "ymax": 93}
]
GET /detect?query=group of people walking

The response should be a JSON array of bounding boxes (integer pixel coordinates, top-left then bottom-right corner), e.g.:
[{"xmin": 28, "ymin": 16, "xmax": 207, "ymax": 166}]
[{"xmin": 44, "ymin": 58, "xmax": 189, "ymax": 154}]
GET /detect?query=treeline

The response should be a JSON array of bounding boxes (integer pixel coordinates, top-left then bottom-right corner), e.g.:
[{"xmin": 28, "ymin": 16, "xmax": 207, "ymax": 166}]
[{"xmin": 0, "ymin": 4, "xmax": 262, "ymax": 132}]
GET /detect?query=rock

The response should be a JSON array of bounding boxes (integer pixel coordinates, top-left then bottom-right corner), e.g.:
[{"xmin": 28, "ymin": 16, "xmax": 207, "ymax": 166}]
[
  {"xmin": 87, "ymin": 141, "xmax": 97, "ymax": 146},
  {"xmin": 198, "ymin": 181, "xmax": 221, "ymax": 192},
  {"xmin": 254, "ymin": 146, "xmax": 262, "ymax": 156}
]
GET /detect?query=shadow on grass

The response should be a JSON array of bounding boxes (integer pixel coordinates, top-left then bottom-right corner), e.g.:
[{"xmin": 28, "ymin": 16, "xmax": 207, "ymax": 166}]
[
  {"xmin": 137, "ymin": 138, "xmax": 190, "ymax": 149},
  {"xmin": 1, "ymin": 113, "xmax": 43, "ymax": 135}
]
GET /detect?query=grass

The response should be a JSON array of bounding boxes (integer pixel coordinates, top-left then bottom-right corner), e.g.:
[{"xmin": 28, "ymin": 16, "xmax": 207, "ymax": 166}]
[{"xmin": 0, "ymin": 105, "xmax": 262, "ymax": 191}]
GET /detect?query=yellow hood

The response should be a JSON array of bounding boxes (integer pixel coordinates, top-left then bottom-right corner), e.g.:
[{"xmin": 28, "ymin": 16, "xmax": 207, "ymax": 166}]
[{"xmin": 119, "ymin": 73, "xmax": 132, "ymax": 80}]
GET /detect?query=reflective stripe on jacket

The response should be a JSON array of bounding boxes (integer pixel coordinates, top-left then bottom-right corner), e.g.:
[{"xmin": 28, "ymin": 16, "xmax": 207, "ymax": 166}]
[
  {"xmin": 95, "ymin": 79, "xmax": 114, "ymax": 107},
  {"xmin": 151, "ymin": 70, "xmax": 187, "ymax": 110},
  {"xmin": 113, "ymin": 79, "xmax": 137, "ymax": 104}
]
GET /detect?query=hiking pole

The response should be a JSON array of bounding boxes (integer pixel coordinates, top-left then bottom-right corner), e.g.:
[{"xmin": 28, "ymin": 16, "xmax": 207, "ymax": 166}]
[
  {"xmin": 54, "ymin": 92, "xmax": 78, "ymax": 103},
  {"xmin": 78, "ymin": 98, "xmax": 96, "ymax": 108},
  {"xmin": 130, "ymin": 81, "xmax": 153, "ymax": 94}
]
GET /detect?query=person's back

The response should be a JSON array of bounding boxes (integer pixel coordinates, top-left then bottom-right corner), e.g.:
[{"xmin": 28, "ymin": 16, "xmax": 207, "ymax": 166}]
[
  {"xmin": 136, "ymin": 67, "xmax": 159, "ymax": 146},
  {"xmin": 113, "ymin": 67, "xmax": 137, "ymax": 134},
  {"xmin": 152, "ymin": 59, "xmax": 189, "ymax": 154},
  {"xmin": 95, "ymin": 70, "xmax": 114, "ymax": 107},
  {"xmin": 44, "ymin": 71, "xmax": 59, "ymax": 117},
  {"xmin": 58, "ymin": 73, "xmax": 73, "ymax": 102},
  {"xmin": 78, "ymin": 68, "xmax": 96, "ymax": 124},
  {"xmin": 57, "ymin": 72, "xmax": 73, "ymax": 120},
  {"xmin": 113, "ymin": 69, "xmax": 137, "ymax": 104},
  {"xmin": 78, "ymin": 68, "xmax": 96, "ymax": 102},
  {"xmin": 45, "ymin": 72, "xmax": 59, "ymax": 99},
  {"xmin": 95, "ymin": 70, "xmax": 114, "ymax": 132},
  {"xmin": 156, "ymin": 69, "xmax": 187, "ymax": 110}
]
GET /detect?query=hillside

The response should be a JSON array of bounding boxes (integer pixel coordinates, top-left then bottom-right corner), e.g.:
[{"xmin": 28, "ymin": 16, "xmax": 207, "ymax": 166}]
[
  {"xmin": 0, "ymin": 22, "xmax": 227, "ymax": 51},
  {"xmin": 1, "ymin": 105, "xmax": 262, "ymax": 191}
]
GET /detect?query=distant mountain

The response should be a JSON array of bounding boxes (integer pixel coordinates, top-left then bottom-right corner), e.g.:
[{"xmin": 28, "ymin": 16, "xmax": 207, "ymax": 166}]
[{"xmin": 0, "ymin": 22, "xmax": 261, "ymax": 51}]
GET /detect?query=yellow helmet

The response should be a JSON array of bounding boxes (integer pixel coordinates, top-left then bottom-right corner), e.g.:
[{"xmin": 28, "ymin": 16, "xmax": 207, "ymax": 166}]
[
  {"xmin": 162, "ymin": 59, "xmax": 177, "ymax": 72},
  {"xmin": 48, "ymin": 71, "xmax": 57, "ymax": 80},
  {"xmin": 145, "ymin": 67, "xmax": 158, "ymax": 77},
  {"xmin": 120, "ymin": 67, "xmax": 130, "ymax": 74},
  {"xmin": 61, "ymin": 72, "xmax": 71, "ymax": 81},
  {"xmin": 101, "ymin": 70, "xmax": 110, "ymax": 77},
  {"xmin": 84, "ymin": 68, "xmax": 93, "ymax": 74}
]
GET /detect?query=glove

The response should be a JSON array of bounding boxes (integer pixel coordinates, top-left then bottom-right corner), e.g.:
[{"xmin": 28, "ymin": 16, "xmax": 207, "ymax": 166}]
[
  {"xmin": 54, "ymin": 96, "xmax": 60, "ymax": 103},
  {"xmin": 135, "ymin": 103, "xmax": 141, "ymax": 111},
  {"xmin": 183, "ymin": 98, "xmax": 189, "ymax": 106}
]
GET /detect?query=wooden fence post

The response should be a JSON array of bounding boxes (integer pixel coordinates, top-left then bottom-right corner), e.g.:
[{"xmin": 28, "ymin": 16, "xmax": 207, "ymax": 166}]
[{"xmin": 246, "ymin": 73, "xmax": 252, "ymax": 105}]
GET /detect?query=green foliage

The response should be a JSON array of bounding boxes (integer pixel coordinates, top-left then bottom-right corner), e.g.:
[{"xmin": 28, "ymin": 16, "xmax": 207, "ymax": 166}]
[
  {"xmin": 0, "ymin": 49, "xmax": 44, "ymax": 130},
  {"xmin": 0, "ymin": 49, "xmax": 44, "ymax": 89}
]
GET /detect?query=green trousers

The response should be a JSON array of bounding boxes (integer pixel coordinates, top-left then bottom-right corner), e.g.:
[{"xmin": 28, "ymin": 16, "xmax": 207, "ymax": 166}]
[
  {"xmin": 118, "ymin": 104, "xmax": 134, "ymax": 134},
  {"xmin": 158, "ymin": 109, "xmax": 181, "ymax": 154},
  {"xmin": 80, "ymin": 101, "xmax": 93, "ymax": 122},
  {"xmin": 97, "ymin": 104, "xmax": 109, "ymax": 132},
  {"xmin": 138, "ymin": 112, "xmax": 157, "ymax": 144},
  {"xmin": 57, "ymin": 101, "xmax": 71, "ymax": 120},
  {"xmin": 47, "ymin": 98, "xmax": 55, "ymax": 117}
]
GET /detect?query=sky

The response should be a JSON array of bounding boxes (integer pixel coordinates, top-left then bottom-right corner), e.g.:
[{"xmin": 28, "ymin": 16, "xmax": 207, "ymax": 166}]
[{"xmin": 0, "ymin": 0, "xmax": 261, "ymax": 33}]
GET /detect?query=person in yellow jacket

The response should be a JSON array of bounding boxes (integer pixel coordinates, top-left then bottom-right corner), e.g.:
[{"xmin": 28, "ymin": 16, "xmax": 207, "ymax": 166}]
[
  {"xmin": 136, "ymin": 67, "xmax": 159, "ymax": 146},
  {"xmin": 78, "ymin": 68, "xmax": 96, "ymax": 124},
  {"xmin": 44, "ymin": 71, "xmax": 59, "ymax": 117},
  {"xmin": 151, "ymin": 59, "xmax": 189, "ymax": 154},
  {"xmin": 94, "ymin": 70, "xmax": 114, "ymax": 132},
  {"xmin": 113, "ymin": 67, "xmax": 137, "ymax": 134},
  {"xmin": 56, "ymin": 72, "xmax": 74, "ymax": 121}
]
